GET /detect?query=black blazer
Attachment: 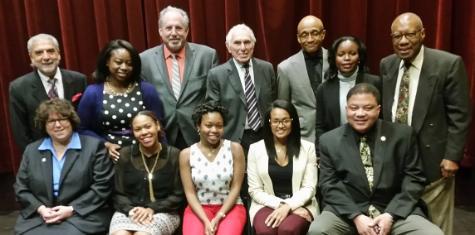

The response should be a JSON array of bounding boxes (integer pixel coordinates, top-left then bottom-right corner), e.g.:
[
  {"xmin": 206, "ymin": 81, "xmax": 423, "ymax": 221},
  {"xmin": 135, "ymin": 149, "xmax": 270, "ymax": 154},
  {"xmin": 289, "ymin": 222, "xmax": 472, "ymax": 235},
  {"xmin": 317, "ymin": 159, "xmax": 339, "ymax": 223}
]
[
  {"xmin": 9, "ymin": 69, "xmax": 87, "ymax": 152},
  {"xmin": 380, "ymin": 47, "xmax": 471, "ymax": 182},
  {"xmin": 206, "ymin": 58, "xmax": 276, "ymax": 142},
  {"xmin": 14, "ymin": 135, "xmax": 114, "ymax": 234},
  {"xmin": 316, "ymin": 72, "xmax": 381, "ymax": 141},
  {"xmin": 319, "ymin": 120, "xmax": 426, "ymax": 220}
]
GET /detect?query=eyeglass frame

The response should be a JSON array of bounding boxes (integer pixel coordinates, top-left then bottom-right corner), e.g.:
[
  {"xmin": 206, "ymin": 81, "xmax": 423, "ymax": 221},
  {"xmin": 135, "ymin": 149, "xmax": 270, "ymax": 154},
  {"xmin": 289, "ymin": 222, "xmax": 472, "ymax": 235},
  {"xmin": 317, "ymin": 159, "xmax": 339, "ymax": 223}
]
[
  {"xmin": 390, "ymin": 29, "xmax": 422, "ymax": 41},
  {"xmin": 46, "ymin": 118, "xmax": 70, "ymax": 127},
  {"xmin": 269, "ymin": 118, "xmax": 293, "ymax": 126}
]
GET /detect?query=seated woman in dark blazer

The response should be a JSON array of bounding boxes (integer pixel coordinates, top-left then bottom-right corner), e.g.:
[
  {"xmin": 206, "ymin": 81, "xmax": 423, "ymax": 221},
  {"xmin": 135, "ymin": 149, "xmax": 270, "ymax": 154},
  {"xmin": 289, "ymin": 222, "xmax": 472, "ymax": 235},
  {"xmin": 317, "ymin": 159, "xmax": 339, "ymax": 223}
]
[
  {"xmin": 109, "ymin": 111, "xmax": 184, "ymax": 235},
  {"xmin": 14, "ymin": 99, "xmax": 114, "ymax": 235},
  {"xmin": 316, "ymin": 36, "xmax": 381, "ymax": 140},
  {"xmin": 248, "ymin": 100, "xmax": 318, "ymax": 235}
]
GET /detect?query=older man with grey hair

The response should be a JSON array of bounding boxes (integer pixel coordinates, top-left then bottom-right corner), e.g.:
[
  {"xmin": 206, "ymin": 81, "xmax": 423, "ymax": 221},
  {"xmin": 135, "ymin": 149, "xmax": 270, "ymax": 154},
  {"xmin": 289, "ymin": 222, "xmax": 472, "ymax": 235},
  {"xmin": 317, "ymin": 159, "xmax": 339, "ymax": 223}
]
[
  {"xmin": 9, "ymin": 33, "xmax": 86, "ymax": 153},
  {"xmin": 141, "ymin": 5, "xmax": 219, "ymax": 150},
  {"xmin": 206, "ymin": 23, "xmax": 276, "ymax": 154}
]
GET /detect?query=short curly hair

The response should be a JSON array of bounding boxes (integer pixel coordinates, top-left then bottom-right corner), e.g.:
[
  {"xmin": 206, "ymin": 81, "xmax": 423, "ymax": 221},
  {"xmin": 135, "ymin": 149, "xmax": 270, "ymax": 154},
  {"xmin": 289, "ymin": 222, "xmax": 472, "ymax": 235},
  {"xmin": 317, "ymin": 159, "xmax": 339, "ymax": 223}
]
[
  {"xmin": 191, "ymin": 101, "xmax": 227, "ymax": 127},
  {"xmin": 35, "ymin": 99, "xmax": 80, "ymax": 137}
]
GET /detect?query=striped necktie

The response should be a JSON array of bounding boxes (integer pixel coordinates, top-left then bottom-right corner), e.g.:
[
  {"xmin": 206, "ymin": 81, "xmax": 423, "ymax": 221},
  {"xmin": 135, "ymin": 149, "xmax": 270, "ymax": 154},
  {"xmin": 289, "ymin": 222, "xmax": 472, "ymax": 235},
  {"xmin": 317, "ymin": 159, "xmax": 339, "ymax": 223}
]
[
  {"xmin": 243, "ymin": 63, "xmax": 261, "ymax": 131},
  {"xmin": 171, "ymin": 54, "xmax": 181, "ymax": 100},
  {"xmin": 47, "ymin": 78, "xmax": 58, "ymax": 99}
]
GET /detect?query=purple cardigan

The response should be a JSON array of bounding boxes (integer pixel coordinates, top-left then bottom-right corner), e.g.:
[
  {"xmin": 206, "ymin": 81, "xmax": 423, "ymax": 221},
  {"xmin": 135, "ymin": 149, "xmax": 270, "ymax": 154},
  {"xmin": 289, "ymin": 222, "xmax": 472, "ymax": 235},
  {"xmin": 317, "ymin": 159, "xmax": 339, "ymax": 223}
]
[{"xmin": 77, "ymin": 81, "xmax": 164, "ymax": 141}]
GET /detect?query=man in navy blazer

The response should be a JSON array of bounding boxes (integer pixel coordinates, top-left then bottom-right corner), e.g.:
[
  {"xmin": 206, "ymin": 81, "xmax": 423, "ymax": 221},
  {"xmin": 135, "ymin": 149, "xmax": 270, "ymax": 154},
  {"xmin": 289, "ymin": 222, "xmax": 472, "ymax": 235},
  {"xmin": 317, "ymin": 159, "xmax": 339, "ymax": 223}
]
[
  {"xmin": 9, "ymin": 34, "xmax": 87, "ymax": 153},
  {"xmin": 380, "ymin": 12, "xmax": 471, "ymax": 234},
  {"xmin": 314, "ymin": 83, "xmax": 442, "ymax": 235},
  {"xmin": 206, "ymin": 23, "xmax": 276, "ymax": 153},
  {"xmin": 140, "ymin": 6, "xmax": 219, "ymax": 149}
]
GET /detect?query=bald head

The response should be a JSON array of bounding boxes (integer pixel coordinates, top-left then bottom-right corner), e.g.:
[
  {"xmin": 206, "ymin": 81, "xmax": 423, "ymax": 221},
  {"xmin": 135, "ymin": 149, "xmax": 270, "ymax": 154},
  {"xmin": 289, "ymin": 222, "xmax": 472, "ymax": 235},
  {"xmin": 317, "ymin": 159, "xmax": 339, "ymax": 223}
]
[
  {"xmin": 391, "ymin": 12, "xmax": 424, "ymax": 32},
  {"xmin": 390, "ymin": 12, "xmax": 425, "ymax": 62},
  {"xmin": 297, "ymin": 15, "xmax": 325, "ymax": 54}
]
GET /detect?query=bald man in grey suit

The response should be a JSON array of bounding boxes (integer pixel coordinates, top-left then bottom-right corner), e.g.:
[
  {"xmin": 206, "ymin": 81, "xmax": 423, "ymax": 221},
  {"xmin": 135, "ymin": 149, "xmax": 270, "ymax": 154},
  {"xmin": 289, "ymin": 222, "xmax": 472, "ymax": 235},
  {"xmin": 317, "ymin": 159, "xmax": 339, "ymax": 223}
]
[
  {"xmin": 277, "ymin": 15, "xmax": 328, "ymax": 143},
  {"xmin": 141, "ymin": 6, "xmax": 219, "ymax": 149}
]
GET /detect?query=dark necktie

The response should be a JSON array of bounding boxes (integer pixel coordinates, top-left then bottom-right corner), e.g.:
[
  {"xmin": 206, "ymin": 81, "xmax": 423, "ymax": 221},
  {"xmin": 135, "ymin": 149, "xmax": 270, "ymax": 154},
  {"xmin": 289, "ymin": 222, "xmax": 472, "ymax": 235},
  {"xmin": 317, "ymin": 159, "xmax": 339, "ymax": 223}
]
[
  {"xmin": 243, "ymin": 63, "xmax": 261, "ymax": 131},
  {"xmin": 395, "ymin": 62, "xmax": 412, "ymax": 124},
  {"xmin": 360, "ymin": 136, "xmax": 380, "ymax": 218},
  {"xmin": 47, "ymin": 78, "xmax": 58, "ymax": 99}
]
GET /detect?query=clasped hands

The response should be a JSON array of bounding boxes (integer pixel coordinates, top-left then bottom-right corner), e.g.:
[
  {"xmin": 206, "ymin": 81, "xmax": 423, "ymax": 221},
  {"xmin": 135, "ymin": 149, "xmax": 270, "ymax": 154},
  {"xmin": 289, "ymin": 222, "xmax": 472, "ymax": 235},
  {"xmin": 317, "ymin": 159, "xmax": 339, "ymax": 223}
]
[
  {"xmin": 129, "ymin": 207, "xmax": 154, "ymax": 225},
  {"xmin": 353, "ymin": 213, "xmax": 393, "ymax": 235},
  {"xmin": 37, "ymin": 205, "xmax": 74, "ymax": 224},
  {"xmin": 205, "ymin": 212, "xmax": 225, "ymax": 235}
]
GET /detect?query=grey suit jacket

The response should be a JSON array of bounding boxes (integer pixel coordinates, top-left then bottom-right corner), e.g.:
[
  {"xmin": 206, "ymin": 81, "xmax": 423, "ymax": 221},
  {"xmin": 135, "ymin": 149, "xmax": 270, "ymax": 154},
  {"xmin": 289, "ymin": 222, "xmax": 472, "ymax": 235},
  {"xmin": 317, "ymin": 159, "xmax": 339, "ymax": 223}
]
[
  {"xmin": 140, "ymin": 43, "xmax": 219, "ymax": 147},
  {"xmin": 206, "ymin": 58, "xmax": 276, "ymax": 142},
  {"xmin": 277, "ymin": 49, "xmax": 329, "ymax": 142},
  {"xmin": 9, "ymin": 69, "xmax": 87, "ymax": 152},
  {"xmin": 380, "ymin": 47, "xmax": 471, "ymax": 182},
  {"xmin": 14, "ymin": 135, "xmax": 114, "ymax": 234},
  {"xmin": 319, "ymin": 120, "xmax": 426, "ymax": 220}
]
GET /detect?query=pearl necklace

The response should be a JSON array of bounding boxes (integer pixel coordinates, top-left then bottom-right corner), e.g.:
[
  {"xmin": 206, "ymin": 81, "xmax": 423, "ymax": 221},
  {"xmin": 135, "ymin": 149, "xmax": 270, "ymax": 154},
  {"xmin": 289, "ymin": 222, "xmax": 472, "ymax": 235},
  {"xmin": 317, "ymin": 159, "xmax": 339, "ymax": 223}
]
[{"xmin": 105, "ymin": 80, "xmax": 136, "ymax": 96}]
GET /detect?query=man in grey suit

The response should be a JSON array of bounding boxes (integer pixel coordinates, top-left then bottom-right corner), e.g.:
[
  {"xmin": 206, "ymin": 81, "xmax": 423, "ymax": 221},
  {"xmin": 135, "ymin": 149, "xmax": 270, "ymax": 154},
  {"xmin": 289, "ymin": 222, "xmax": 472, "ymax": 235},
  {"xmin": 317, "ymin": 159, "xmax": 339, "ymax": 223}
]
[
  {"xmin": 206, "ymin": 23, "xmax": 275, "ymax": 153},
  {"xmin": 314, "ymin": 83, "xmax": 443, "ymax": 235},
  {"xmin": 380, "ymin": 12, "xmax": 471, "ymax": 235},
  {"xmin": 9, "ymin": 33, "xmax": 87, "ymax": 153},
  {"xmin": 141, "ymin": 6, "xmax": 219, "ymax": 149},
  {"xmin": 277, "ymin": 15, "xmax": 328, "ymax": 142}
]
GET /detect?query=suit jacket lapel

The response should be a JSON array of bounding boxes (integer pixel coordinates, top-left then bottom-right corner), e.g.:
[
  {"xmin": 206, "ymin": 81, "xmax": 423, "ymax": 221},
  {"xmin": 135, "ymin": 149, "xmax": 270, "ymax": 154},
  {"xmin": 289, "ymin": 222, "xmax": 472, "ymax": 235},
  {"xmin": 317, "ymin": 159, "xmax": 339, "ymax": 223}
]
[
  {"xmin": 227, "ymin": 59, "xmax": 246, "ymax": 103},
  {"xmin": 252, "ymin": 58, "xmax": 264, "ymax": 101},
  {"xmin": 61, "ymin": 69, "xmax": 74, "ymax": 100},
  {"xmin": 372, "ymin": 120, "xmax": 385, "ymax": 189},
  {"xmin": 411, "ymin": 50, "xmax": 436, "ymax": 132},
  {"xmin": 40, "ymin": 150, "xmax": 54, "ymax": 203},
  {"xmin": 59, "ymin": 149, "xmax": 80, "ymax": 194},
  {"xmin": 382, "ymin": 58, "xmax": 400, "ymax": 120},
  {"xmin": 32, "ymin": 71, "xmax": 49, "ymax": 102},
  {"xmin": 342, "ymin": 126, "xmax": 371, "ymax": 193},
  {"xmin": 153, "ymin": 46, "xmax": 176, "ymax": 99},
  {"xmin": 327, "ymin": 79, "xmax": 341, "ymax": 124},
  {"xmin": 179, "ymin": 43, "xmax": 195, "ymax": 103}
]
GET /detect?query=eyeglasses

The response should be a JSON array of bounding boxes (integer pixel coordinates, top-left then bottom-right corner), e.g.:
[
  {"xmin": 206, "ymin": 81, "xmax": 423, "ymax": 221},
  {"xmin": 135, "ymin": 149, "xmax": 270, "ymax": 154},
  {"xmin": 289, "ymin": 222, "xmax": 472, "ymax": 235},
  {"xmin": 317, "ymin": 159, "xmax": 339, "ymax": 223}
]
[
  {"xmin": 390, "ymin": 30, "xmax": 421, "ymax": 41},
  {"xmin": 46, "ymin": 118, "xmax": 70, "ymax": 127},
  {"xmin": 298, "ymin": 29, "xmax": 324, "ymax": 40},
  {"xmin": 269, "ymin": 118, "xmax": 293, "ymax": 126}
]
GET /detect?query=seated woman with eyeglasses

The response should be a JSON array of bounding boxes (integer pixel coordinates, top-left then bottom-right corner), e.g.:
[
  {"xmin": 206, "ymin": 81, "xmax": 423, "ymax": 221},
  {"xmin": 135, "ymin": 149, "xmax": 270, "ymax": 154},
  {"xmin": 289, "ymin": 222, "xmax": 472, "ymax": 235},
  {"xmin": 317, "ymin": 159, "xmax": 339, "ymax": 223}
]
[
  {"xmin": 248, "ymin": 99, "xmax": 318, "ymax": 235},
  {"xmin": 14, "ymin": 99, "xmax": 114, "ymax": 235}
]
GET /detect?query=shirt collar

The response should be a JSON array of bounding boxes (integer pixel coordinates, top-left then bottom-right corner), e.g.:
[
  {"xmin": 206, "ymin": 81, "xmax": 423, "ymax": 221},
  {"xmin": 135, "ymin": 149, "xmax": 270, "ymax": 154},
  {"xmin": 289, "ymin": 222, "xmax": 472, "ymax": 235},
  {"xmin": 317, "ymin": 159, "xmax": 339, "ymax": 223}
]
[
  {"xmin": 400, "ymin": 45, "xmax": 424, "ymax": 70},
  {"xmin": 163, "ymin": 45, "xmax": 186, "ymax": 59},
  {"xmin": 233, "ymin": 58, "xmax": 253, "ymax": 69},
  {"xmin": 38, "ymin": 132, "xmax": 82, "ymax": 151},
  {"xmin": 303, "ymin": 48, "xmax": 323, "ymax": 60},
  {"xmin": 38, "ymin": 67, "xmax": 61, "ymax": 81}
]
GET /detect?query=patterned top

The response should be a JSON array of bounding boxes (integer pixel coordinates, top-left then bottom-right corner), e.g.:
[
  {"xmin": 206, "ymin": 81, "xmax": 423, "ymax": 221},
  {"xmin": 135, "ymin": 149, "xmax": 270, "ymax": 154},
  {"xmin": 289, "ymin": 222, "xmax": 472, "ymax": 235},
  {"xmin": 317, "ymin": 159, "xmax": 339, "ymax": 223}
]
[
  {"xmin": 190, "ymin": 140, "xmax": 242, "ymax": 205},
  {"xmin": 102, "ymin": 82, "xmax": 144, "ymax": 146}
]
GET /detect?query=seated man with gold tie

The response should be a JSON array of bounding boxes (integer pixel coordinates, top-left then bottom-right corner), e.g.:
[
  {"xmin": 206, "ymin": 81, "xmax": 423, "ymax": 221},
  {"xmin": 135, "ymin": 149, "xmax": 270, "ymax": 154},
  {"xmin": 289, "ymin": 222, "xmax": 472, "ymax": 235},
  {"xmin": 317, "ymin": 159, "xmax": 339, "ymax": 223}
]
[{"xmin": 313, "ymin": 83, "xmax": 442, "ymax": 235}]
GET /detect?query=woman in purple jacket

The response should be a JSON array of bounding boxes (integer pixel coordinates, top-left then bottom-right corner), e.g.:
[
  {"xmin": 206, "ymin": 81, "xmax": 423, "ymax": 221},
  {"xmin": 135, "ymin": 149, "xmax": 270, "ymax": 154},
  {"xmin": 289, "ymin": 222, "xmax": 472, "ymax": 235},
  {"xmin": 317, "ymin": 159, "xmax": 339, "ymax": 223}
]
[{"xmin": 78, "ymin": 39, "xmax": 164, "ymax": 161}]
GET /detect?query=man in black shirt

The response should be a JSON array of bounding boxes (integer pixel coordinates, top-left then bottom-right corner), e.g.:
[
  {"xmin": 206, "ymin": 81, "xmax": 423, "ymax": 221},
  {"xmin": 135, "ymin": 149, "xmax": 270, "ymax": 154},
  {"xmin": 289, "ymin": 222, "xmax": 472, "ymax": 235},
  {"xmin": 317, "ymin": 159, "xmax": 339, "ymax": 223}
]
[{"xmin": 277, "ymin": 15, "xmax": 328, "ymax": 143}]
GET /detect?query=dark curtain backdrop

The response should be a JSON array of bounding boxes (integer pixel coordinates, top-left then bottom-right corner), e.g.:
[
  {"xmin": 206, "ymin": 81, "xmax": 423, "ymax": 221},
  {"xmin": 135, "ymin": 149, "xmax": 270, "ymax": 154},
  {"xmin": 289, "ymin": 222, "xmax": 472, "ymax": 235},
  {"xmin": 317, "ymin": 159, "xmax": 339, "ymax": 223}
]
[{"xmin": 1, "ymin": 0, "xmax": 474, "ymax": 173}]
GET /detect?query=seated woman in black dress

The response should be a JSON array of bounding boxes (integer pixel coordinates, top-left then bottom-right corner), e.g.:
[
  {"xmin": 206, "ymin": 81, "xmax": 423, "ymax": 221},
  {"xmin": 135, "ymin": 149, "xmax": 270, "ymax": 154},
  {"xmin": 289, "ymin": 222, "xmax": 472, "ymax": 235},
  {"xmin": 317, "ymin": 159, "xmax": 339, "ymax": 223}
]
[
  {"xmin": 109, "ymin": 111, "xmax": 184, "ymax": 235},
  {"xmin": 316, "ymin": 36, "xmax": 380, "ymax": 140},
  {"xmin": 14, "ymin": 99, "xmax": 114, "ymax": 235}
]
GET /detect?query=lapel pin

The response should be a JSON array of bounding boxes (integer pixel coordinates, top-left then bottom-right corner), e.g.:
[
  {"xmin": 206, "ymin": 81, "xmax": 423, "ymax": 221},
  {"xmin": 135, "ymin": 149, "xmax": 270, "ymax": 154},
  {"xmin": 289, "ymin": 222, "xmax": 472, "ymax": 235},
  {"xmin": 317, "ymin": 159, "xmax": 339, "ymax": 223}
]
[
  {"xmin": 41, "ymin": 158, "xmax": 46, "ymax": 162},
  {"xmin": 380, "ymin": 136, "xmax": 386, "ymax": 142}
]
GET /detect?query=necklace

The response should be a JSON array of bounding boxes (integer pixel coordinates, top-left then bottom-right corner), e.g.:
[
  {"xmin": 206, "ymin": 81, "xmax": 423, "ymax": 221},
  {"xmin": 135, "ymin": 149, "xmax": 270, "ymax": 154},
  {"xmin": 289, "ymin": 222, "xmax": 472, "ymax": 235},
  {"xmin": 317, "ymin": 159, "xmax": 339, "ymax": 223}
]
[
  {"xmin": 199, "ymin": 141, "xmax": 221, "ymax": 158},
  {"xmin": 105, "ymin": 79, "xmax": 136, "ymax": 96},
  {"xmin": 140, "ymin": 143, "xmax": 161, "ymax": 202}
]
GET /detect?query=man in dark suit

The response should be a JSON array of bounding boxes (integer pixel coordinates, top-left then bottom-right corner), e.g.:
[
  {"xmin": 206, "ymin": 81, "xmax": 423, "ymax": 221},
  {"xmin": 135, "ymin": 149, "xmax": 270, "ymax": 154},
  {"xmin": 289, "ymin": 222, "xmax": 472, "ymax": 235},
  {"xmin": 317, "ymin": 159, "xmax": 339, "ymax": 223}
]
[
  {"xmin": 380, "ymin": 12, "xmax": 471, "ymax": 235},
  {"xmin": 140, "ymin": 6, "xmax": 219, "ymax": 149},
  {"xmin": 277, "ymin": 15, "xmax": 328, "ymax": 142},
  {"xmin": 314, "ymin": 83, "xmax": 442, "ymax": 235},
  {"xmin": 206, "ymin": 23, "xmax": 275, "ymax": 153},
  {"xmin": 9, "ymin": 33, "xmax": 87, "ymax": 153}
]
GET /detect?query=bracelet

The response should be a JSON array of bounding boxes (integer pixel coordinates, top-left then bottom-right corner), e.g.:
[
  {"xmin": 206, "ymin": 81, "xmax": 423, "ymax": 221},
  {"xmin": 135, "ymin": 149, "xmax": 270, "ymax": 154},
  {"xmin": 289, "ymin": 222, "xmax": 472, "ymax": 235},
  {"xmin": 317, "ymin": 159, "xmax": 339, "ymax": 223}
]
[{"xmin": 217, "ymin": 212, "xmax": 226, "ymax": 218}]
